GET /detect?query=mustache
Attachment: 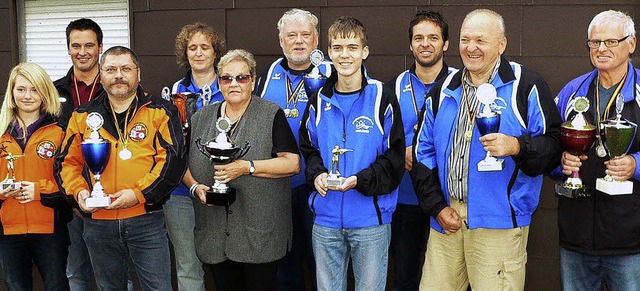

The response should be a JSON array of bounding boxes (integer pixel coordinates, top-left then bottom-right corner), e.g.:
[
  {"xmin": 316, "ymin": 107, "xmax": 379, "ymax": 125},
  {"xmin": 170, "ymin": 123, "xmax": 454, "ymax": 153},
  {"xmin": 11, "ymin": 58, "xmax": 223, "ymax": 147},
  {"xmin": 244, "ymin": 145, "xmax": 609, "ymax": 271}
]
[{"xmin": 111, "ymin": 80, "xmax": 129, "ymax": 85}]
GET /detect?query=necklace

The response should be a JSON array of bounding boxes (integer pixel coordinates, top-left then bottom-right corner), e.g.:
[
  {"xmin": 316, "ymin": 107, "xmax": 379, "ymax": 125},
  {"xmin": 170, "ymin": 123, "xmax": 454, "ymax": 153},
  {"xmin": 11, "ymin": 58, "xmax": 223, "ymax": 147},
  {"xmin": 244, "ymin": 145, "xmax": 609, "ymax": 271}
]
[
  {"xmin": 594, "ymin": 72, "xmax": 627, "ymax": 157},
  {"xmin": 222, "ymin": 100, "xmax": 250, "ymax": 139},
  {"xmin": 109, "ymin": 96, "xmax": 138, "ymax": 160},
  {"xmin": 73, "ymin": 73, "xmax": 99, "ymax": 107}
]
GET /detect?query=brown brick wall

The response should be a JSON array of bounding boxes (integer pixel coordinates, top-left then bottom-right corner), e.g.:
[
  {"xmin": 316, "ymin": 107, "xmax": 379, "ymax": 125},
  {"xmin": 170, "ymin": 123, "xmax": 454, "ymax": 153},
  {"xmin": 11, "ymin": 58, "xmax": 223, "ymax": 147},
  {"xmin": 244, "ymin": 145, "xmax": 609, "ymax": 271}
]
[{"xmin": 1, "ymin": 1, "xmax": 640, "ymax": 290}]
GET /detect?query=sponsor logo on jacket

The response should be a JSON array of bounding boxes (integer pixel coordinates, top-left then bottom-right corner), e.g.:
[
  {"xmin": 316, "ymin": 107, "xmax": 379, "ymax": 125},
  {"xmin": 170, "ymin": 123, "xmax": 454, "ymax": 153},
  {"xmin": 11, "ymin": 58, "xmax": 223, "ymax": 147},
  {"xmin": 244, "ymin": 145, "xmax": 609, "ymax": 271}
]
[
  {"xmin": 353, "ymin": 116, "xmax": 374, "ymax": 133},
  {"xmin": 129, "ymin": 123, "xmax": 148, "ymax": 142},
  {"xmin": 36, "ymin": 141, "xmax": 56, "ymax": 159}
]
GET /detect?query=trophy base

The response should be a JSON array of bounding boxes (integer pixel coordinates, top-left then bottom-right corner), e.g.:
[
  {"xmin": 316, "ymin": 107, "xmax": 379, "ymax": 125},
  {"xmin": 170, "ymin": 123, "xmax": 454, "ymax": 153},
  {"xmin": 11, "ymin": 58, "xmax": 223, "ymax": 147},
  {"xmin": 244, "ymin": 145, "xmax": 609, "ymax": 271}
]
[
  {"xmin": 85, "ymin": 196, "xmax": 111, "ymax": 208},
  {"xmin": 477, "ymin": 159, "xmax": 504, "ymax": 172},
  {"xmin": 596, "ymin": 178, "xmax": 633, "ymax": 195},
  {"xmin": 1, "ymin": 181, "xmax": 20, "ymax": 191},
  {"xmin": 206, "ymin": 188, "xmax": 236, "ymax": 206},
  {"xmin": 554, "ymin": 182, "xmax": 590, "ymax": 198},
  {"xmin": 326, "ymin": 174, "xmax": 344, "ymax": 187}
]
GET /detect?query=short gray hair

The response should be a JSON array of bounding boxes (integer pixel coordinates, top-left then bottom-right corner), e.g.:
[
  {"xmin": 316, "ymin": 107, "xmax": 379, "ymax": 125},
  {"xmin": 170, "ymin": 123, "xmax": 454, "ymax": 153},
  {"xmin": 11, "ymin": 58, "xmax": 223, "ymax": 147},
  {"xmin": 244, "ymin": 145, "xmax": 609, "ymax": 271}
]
[
  {"xmin": 464, "ymin": 9, "xmax": 505, "ymax": 37},
  {"xmin": 277, "ymin": 8, "xmax": 319, "ymax": 37},
  {"xmin": 217, "ymin": 49, "xmax": 257, "ymax": 76},
  {"xmin": 588, "ymin": 10, "xmax": 635, "ymax": 40}
]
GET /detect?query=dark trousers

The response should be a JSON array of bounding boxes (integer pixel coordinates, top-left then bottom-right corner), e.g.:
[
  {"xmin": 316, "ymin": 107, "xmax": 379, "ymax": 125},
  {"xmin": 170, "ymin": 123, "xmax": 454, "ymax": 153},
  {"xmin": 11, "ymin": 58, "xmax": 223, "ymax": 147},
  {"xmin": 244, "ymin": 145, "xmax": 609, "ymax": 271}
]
[
  {"xmin": 208, "ymin": 260, "xmax": 278, "ymax": 291},
  {"xmin": 390, "ymin": 203, "xmax": 429, "ymax": 291},
  {"xmin": 0, "ymin": 230, "xmax": 70, "ymax": 291},
  {"xmin": 277, "ymin": 185, "xmax": 316, "ymax": 291}
]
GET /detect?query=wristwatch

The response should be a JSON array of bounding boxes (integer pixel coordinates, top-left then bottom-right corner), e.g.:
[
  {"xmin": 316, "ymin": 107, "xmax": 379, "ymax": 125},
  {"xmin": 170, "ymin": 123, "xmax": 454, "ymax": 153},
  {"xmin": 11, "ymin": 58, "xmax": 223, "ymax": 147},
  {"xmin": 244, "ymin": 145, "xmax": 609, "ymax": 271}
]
[{"xmin": 248, "ymin": 160, "xmax": 255, "ymax": 175}]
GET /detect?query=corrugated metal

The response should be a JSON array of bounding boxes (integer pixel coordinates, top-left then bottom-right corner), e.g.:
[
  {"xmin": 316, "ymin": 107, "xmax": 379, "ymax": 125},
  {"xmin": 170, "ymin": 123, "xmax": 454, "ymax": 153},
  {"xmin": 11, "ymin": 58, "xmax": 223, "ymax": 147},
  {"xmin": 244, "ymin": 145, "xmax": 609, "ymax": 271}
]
[{"xmin": 20, "ymin": 0, "xmax": 130, "ymax": 80}]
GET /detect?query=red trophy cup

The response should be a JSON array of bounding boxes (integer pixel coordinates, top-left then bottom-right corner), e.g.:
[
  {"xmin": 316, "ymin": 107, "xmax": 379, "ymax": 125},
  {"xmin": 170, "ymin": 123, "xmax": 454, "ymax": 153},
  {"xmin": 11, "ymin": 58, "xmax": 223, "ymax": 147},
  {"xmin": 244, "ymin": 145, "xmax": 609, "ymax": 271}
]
[{"xmin": 555, "ymin": 97, "xmax": 596, "ymax": 198}]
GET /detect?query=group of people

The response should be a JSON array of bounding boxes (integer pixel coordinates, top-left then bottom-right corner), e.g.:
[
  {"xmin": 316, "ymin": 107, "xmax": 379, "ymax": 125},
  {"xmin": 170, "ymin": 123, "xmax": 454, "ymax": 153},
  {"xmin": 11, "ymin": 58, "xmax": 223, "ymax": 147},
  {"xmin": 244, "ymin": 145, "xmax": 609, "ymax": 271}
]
[{"xmin": 0, "ymin": 6, "xmax": 637, "ymax": 291}]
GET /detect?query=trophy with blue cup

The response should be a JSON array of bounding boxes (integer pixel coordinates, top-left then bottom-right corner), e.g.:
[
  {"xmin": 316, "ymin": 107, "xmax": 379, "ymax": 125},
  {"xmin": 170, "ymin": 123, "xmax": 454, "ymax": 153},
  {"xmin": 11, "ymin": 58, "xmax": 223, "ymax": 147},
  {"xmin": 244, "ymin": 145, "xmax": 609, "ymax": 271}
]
[
  {"xmin": 81, "ymin": 112, "xmax": 112, "ymax": 208},
  {"xmin": 303, "ymin": 49, "xmax": 327, "ymax": 98},
  {"xmin": 476, "ymin": 83, "xmax": 504, "ymax": 172}
]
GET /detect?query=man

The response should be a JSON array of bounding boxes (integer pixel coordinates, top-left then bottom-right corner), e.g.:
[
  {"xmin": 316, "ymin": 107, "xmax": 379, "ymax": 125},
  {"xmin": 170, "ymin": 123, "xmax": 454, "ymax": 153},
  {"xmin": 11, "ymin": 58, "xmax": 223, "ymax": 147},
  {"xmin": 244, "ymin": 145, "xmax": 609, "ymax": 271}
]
[
  {"xmin": 412, "ymin": 9, "xmax": 561, "ymax": 290},
  {"xmin": 299, "ymin": 16, "xmax": 405, "ymax": 290},
  {"xmin": 254, "ymin": 8, "xmax": 331, "ymax": 290},
  {"xmin": 54, "ymin": 46, "xmax": 186, "ymax": 290},
  {"xmin": 388, "ymin": 10, "xmax": 454, "ymax": 291},
  {"xmin": 554, "ymin": 10, "xmax": 640, "ymax": 290},
  {"xmin": 53, "ymin": 18, "xmax": 104, "ymax": 291}
]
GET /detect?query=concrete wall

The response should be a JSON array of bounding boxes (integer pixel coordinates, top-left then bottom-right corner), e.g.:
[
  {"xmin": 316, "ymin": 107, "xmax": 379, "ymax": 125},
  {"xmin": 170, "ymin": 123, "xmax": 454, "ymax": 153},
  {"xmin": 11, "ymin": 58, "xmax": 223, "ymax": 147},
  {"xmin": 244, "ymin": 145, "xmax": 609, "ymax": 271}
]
[{"xmin": 2, "ymin": 0, "xmax": 640, "ymax": 290}]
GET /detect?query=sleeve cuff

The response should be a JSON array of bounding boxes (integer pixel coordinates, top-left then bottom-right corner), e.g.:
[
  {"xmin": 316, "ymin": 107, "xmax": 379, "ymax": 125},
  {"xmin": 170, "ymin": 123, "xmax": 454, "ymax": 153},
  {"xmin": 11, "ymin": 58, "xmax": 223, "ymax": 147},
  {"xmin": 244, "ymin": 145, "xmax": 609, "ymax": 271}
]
[
  {"xmin": 133, "ymin": 187, "xmax": 147, "ymax": 204},
  {"xmin": 631, "ymin": 153, "xmax": 640, "ymax": 181}
]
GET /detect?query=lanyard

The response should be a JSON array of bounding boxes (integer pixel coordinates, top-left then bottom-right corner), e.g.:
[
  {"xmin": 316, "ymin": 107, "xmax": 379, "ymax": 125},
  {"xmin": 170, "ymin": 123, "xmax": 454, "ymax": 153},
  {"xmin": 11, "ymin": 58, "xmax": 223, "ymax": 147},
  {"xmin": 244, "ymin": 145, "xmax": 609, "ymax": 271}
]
[{"xmin": 73, "ymin": 73, "xmax": 99, "ymax": 106}]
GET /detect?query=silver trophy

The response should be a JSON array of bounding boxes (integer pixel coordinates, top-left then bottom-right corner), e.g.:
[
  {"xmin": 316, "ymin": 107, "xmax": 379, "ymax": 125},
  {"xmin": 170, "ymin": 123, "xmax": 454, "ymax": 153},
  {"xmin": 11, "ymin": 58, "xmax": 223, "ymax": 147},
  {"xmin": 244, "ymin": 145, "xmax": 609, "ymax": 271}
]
[
  {"xmin": 303, "ymin": 49, "xmax": 328, "ymax": 97},
  {"xmin": 1, "ymin": 153, "xmax": 22, "ymax": 191},
  {"xmin": 596, "ymin": 94, "xmax": 636, "ymax": 195},
  {"xmin": 81, "ymin": 113, "xmax": 112, "ymax": 208},
  {"xmin": 476, "ymin": 84, "xmax": 504, "ymax": 171},
  {"xmin": 196, "ymin": 116, "xmax": 250, "ymax": 206},
  {"xmin": 326, "ymin": 145, "xmax": 352, "ymax": 187}
]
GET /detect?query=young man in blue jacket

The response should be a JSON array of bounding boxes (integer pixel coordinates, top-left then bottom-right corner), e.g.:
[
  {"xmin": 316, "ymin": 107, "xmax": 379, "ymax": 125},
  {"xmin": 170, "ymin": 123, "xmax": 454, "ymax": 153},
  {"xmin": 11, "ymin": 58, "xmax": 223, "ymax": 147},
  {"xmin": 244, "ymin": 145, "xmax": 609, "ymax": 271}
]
[
  {"xmin": 412, "ymin": 9, "xmax": 562, "ymax": 290},
  {"xmin": 299, "ymin": 16, "xmax": 405, "ymax": 291},
  {"xmin": 554, "ymin": 10, "xmax": 640, "ymax": 290}
]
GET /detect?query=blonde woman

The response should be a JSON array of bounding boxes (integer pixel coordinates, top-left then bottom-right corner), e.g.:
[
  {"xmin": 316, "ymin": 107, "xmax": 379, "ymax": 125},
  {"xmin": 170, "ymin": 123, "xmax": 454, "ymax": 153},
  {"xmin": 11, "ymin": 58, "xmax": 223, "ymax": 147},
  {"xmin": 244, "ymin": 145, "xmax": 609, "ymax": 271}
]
[{"xmin": 0, "ymin": 62, "xmax": 71, "ymax": 290}]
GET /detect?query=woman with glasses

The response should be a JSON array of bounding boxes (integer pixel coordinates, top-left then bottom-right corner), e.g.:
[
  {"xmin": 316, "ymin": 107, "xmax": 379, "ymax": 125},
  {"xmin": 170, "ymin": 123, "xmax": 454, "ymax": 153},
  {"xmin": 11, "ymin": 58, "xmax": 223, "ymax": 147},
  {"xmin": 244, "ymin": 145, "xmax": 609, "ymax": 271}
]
[
  {"xmin": 185, "ymin": 49, "xmax": 300, "ymax": 291},
  {"xmin": 0, "ymin": 62, "xmax": 71, "ymax": 290},
  {"xmin": 164, "ymin": 22, "xmax": 226, "ymax": 291}
]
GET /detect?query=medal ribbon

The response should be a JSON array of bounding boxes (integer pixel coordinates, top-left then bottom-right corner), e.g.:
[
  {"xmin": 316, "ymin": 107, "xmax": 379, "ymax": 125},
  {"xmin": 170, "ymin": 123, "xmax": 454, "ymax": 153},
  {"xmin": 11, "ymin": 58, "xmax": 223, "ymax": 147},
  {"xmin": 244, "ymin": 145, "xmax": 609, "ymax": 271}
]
[
  {"xmin": 595, "ymin": 71, "xmax": 627, "ymax": 144},
  {"xmin": 285, "ymin": 75, "xmax": 305, "ymax": 110},
  {"xmin": 109, "ymin": 96, "xmax": 138, "ymax": 151},
  {"xmin": 73, "ymin": 73, "xmax": 100, "ymax": 106},
  {"xmin": 461, "ymin": 75, "xmax": 481, "ymax": 137}
]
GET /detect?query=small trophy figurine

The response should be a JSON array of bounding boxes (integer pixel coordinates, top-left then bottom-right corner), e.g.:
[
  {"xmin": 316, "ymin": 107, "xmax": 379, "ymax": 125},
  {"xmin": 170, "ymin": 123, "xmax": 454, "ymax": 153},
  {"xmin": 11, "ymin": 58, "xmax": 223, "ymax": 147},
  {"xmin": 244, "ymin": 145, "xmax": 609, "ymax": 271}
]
[
  {"xmin": 326, "ymin": 145, "xmax": 352, "ymax": 187},
  {"xmin": 1, "ymin": 153, "xmax": 23, "ymax": 191},
  {"xmin": 475, "ymin": 84, "xmax": 504, "ymax": 172},
  {"xmin": 196, "ymin": 116, "xmax": 250, "ymax": 206},
  {"xmin": 596, "ymin": 94, "xmax": 636, "ymax": 195},
  {"xmin": 81, "ymin": 112, "xmax": 112, "ymax": 208},
  {"xmin": 555, "ymin": 97, "xmax": 596, "ymax": 198},
  {"xmin": 303, "ymin": 49, "xmax": 328, "ymax": 97}
]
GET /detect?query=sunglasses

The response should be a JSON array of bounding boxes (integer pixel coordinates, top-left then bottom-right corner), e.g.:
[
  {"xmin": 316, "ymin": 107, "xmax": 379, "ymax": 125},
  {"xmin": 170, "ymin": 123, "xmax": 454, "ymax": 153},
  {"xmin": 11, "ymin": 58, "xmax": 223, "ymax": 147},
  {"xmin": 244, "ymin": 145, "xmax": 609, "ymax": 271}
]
[{"xmin": 219, "ymin": 74, "xmax": 252, "ymax": 85}]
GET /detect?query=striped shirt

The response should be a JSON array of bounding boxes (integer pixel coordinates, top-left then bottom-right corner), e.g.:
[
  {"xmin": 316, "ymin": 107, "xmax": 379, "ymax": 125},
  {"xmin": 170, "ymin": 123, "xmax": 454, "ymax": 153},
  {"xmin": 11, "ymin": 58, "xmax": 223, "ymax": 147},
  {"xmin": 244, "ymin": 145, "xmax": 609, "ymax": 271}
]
[{"xmin": 447, "ymin": 59, "xmax": 501, "ymax": 202}]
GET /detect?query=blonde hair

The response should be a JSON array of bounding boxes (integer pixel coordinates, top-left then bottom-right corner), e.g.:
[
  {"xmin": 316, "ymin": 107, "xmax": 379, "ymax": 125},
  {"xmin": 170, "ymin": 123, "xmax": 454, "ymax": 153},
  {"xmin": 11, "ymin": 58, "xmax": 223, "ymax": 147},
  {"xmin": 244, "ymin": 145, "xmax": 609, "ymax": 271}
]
[
  {"xmin": 277, "ymin": 9, "xmax": 319, "ymax": 37},
  {"xmin": 217, "ymin": 49, "xmax": 257, "ymax": 76},
  {"xmin": 0, "ymin": 62, "xmax": 60, "ymax": 137}
]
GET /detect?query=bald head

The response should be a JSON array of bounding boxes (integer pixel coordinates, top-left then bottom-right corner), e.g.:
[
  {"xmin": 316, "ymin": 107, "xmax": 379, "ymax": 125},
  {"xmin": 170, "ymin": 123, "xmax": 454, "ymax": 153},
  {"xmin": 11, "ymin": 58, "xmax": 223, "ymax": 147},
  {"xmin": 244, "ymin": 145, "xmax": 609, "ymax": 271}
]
[
  {"xmin": 459, "ymin": 9, "xmax": 507, "ymax": 85},
  {"xmin": 463, "ymin": 9, "xmax": 505, "ymax": 38}
]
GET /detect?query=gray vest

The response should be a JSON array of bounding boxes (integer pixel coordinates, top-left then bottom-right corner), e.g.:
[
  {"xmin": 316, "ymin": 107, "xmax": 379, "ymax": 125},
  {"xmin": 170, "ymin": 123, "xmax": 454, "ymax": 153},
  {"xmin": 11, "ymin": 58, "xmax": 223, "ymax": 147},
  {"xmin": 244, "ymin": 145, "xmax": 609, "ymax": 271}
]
[{"xmin": 189, "ymin": 96, "xmax": 292, "ymax": 264}]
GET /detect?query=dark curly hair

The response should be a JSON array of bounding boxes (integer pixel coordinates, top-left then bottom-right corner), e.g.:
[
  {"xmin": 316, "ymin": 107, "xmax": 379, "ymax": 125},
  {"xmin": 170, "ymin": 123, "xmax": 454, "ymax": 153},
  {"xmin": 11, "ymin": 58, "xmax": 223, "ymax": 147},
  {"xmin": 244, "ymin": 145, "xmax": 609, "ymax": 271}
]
[{"xmin": 175, "ymin": 22, "xmax": 226, "ymax": 69}]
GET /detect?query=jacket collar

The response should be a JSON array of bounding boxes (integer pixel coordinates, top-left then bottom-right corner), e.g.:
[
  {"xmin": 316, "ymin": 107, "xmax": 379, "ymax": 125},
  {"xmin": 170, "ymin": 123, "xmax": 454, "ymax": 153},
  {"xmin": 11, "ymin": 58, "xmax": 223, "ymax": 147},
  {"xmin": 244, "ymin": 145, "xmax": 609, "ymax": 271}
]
[
  {"xmin": 320, "ymin": 65, "xmax": 368, "ymax": 98},
  {"xmin": 408, "ymin": 61, "xmax": 451, "ymax": 84}
]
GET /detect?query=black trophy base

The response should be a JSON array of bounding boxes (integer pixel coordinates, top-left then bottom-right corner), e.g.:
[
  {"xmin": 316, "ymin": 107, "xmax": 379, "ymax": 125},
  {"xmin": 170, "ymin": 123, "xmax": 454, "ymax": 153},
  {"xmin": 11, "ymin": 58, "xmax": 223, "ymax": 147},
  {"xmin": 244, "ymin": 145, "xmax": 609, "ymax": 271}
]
[
  {"xmin": 555, "ymin": 182, "xmax": 591, "ymax": 198},
  {"xmin": 206, "ymin": 188, "xmax": 236, "ymax": 206}
]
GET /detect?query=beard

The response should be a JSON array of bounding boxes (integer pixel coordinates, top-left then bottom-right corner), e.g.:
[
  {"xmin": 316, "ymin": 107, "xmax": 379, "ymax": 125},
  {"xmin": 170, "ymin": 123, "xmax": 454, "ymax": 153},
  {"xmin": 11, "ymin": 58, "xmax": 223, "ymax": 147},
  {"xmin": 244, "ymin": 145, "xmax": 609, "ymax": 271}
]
[{"xmin": 284, "ymin": 51, "xmax": 311, "ymax": 67}]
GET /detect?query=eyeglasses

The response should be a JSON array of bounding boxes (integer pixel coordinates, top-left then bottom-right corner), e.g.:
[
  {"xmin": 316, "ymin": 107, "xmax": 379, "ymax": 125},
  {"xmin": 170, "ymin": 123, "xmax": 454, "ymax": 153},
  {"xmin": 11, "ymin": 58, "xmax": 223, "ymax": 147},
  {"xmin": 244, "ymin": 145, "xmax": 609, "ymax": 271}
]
[
  {"xmin": 101, "ymin": 66, "xmax": 138, "ymax": 75},
  {"xmin": 219, "ymin": 74, "xmax": 252, "ymax": 85},
  {"xmin": 586, "ymin": 35, "xmax": 630, "ymax": 49}
]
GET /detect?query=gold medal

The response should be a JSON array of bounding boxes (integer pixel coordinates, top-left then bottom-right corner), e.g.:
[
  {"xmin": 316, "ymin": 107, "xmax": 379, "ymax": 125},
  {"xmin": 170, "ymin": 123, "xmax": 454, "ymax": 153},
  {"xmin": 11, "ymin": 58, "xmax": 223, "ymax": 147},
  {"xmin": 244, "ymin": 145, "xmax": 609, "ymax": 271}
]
[
  {"xmin": 290, "ymin": 108, "xmax": 299, "ymax": 118},
  {"xmin": 119, "ymin": 147, "xmax": 132, "ymax": 160},
  {"xmin": 465, "ymin": 130, "xmax": 473, "ymax": 142}
]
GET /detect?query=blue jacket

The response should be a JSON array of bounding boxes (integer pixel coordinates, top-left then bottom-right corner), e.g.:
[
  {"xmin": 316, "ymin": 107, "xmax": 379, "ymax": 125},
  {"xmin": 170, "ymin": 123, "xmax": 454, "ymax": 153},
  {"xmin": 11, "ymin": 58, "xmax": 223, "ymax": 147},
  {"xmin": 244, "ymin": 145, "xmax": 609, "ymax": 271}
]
[
  {"xmin": 170, "ymin": 70, "xmax": 224, "ymax": 196},
  {"xmin": 412, "ymin": 57, "xmax": 562, "ymax": 232},
  {"xmin": 255, "ymin": 58, "xmax": 332, "ymax": 188},
  {"xmin": 390, "ymin": 63, "xmax": 456, "ymax": 205},
  {"xmin": 299, "ymin": 68, "xmax": 405, "ymax": 229},
  {"xmin": 554, "ymin": 62, "xmax": 640, "ymax": 256}
]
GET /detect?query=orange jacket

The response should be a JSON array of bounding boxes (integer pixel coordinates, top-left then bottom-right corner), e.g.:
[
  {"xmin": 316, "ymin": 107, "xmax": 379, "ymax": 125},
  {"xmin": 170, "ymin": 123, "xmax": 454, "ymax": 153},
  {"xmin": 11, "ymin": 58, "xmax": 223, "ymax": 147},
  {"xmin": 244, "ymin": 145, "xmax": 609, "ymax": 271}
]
[
  {"xmin": 55, "ymin": 87, "xmax": 186, "ymax": 220},
  {"xmin": 0, "ymin": 116, "xmax": 70, "ymax": 235}
]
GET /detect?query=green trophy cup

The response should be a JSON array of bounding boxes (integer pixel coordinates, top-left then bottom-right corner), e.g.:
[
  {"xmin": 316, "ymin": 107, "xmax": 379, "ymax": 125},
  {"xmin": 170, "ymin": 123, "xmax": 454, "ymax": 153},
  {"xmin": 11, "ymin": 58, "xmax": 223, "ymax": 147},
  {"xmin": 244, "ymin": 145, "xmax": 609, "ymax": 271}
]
[{"xmin": 595, "ymin": 95, "xmax": 636, "ymax": 195}]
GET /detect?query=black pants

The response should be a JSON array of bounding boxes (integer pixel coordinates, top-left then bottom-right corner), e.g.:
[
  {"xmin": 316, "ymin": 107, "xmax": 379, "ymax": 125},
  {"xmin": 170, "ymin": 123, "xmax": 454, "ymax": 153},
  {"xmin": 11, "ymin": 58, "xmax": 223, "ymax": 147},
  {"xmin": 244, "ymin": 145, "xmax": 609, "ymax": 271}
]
[{"xmin": 207, "ymin": 260, "xmax": 278, "ymax": 291}]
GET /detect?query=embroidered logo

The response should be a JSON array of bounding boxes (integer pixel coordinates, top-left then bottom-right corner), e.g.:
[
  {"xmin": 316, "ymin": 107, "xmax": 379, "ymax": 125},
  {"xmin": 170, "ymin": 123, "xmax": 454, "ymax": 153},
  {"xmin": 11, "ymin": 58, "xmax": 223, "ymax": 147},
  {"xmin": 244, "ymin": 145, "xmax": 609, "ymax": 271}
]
[
  {"xmin": 352, "ymin": 116, "xmax": 374, "ymax": 133},
  {"xmin": 129, "ymin": 123, "xmax": 148, "ymax": 142},
  {"xmin": 324, "ymin": 102, "xmax": 332, "ymax": 111},
  {"xmin": 298, "ymin": 90, "xmax": 309, "ymax": 103},
  {"xmin": 402, "ymin": 83, "xmax": 412, "ymax": 93},
  {"xmin": 272, "ymin": 73, "xmax": 281, "ymax": 80},
  {"xmin": 36, "ymin": 140, "xmax": 56, "ymax": 159}
]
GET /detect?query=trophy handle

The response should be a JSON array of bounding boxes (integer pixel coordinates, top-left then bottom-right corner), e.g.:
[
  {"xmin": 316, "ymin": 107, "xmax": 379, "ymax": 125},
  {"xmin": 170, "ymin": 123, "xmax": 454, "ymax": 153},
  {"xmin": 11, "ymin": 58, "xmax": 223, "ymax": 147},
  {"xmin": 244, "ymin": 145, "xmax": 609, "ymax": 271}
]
[
  {"xmin": 195, "ymin": 138, "xmax": 211, "ymax": 161},
  {"xmin": 236, "ymin": 141, "xmax": 251, "ymax": 160}
]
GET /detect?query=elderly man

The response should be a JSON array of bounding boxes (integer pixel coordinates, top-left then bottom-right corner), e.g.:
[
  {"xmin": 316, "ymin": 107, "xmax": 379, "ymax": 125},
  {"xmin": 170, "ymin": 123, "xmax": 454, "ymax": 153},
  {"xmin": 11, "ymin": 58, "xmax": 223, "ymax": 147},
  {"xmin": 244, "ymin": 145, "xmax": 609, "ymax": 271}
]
[
  {"xmin": 55, "ymin": 46, "xmax": 186, "ymax": 290},
  {"xmin": 254, "ymin": 8, "xmax": 331, "ymax": 290},
  {"xmin": 554, "ymin": 10, "xmax": 640, "ymax": 290},
  {"xmin": 388, "ymin": 10, "xmax": 455, "ymax": 291},
  {"xmin": 411, "ymin": 9, "xmax": 562, "ymax": 290}
]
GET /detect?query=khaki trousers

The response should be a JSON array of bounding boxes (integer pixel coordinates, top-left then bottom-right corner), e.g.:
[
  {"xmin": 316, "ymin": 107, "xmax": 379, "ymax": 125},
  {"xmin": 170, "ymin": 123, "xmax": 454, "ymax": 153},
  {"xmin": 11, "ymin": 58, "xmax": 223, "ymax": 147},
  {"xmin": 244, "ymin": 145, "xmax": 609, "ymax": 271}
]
[{"xmin": 419, "ymin": 199, "xmax": 529, "ymax": 291}]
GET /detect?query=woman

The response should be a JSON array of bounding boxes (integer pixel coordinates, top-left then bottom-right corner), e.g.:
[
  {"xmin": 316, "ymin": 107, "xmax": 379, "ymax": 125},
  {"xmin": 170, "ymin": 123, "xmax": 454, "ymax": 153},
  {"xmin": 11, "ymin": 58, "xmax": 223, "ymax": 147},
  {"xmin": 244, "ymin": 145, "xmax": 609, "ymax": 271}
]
[
  {"xmin": 0, "ymin": 62, "xmax": 70, "ymax": 290},
  {"xmin": 165, "ymin": 22, "xmax": 226, "ymax": 291},
  {"xmin": 186, "ymin": 49, "xmax": 300, "ymax": 291}
]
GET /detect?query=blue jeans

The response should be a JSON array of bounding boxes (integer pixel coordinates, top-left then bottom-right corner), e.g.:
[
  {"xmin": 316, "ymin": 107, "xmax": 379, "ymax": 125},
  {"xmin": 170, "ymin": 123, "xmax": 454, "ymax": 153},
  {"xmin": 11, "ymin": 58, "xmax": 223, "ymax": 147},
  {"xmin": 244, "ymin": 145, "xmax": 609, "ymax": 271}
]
[
  {"xmin": 0, "ymin": 231, "xmax": 70, "ymax": 291},
  {"xmin": 66, "ymin": 214, "xmax": 93, "ymax": 291},
  {"xmin": 561, "ymin": 247, "xmax": 640, "ymax": 291},
  {"xmin": 312, "ymin": 223, "xmax": 391, "ymax": 291},
  {"xmin": 83, "ymin": 210, "xmax": 172, "ymax": 291},
  {"xmin": 277, "ymin": 185, "xmax": 316, "ymax": 291},
  {"xmin": 164, "ymin": 194, "xmax": 205, "ymax": 291},
  {"xmin": 390, "ymin": 203, "xmax": 428, "ymax": 291}
]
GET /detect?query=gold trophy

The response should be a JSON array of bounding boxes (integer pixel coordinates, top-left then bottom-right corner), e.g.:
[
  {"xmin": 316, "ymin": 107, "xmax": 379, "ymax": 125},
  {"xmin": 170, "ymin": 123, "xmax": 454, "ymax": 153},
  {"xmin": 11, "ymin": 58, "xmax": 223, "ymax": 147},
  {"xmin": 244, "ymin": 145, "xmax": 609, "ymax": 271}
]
[
  {"xmin": 1, "ymin": 153, "xmax": 22, "ymax": 191},
  {"xmin": 326, "ymin": 145, "xmax": 352, "ymax": 187}
]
